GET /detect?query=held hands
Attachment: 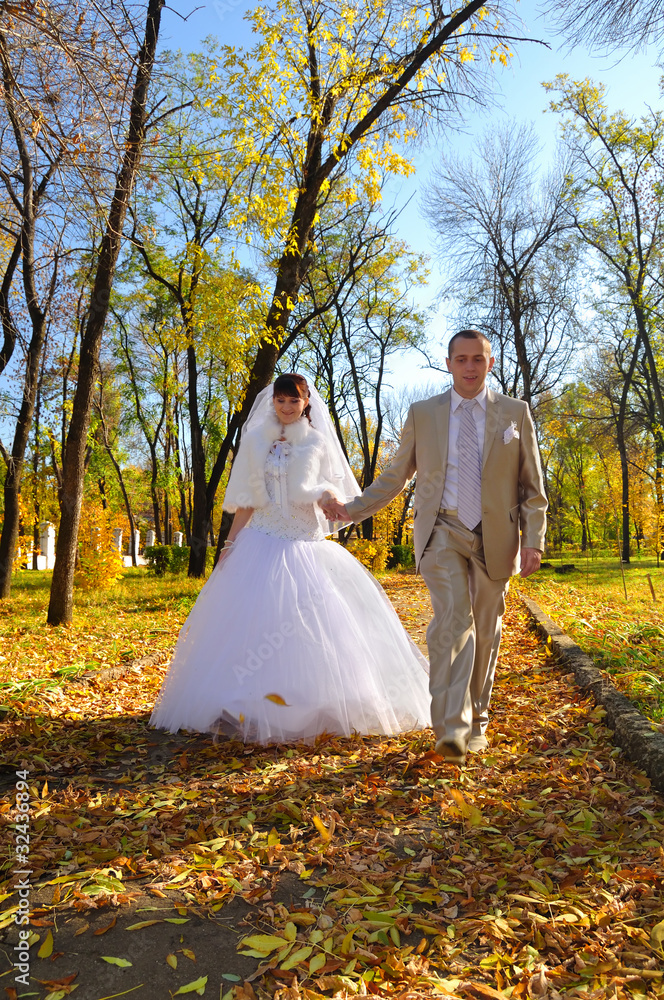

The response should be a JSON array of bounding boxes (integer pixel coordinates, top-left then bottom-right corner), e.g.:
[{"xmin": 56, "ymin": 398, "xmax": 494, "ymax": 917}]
[
  {"xmin": 319, "ymin": 492, "xmax": 349, "ymax": 522},
  {"xmin": 520, "ymin": 547, "xmax": 542, "ymax": 579}
]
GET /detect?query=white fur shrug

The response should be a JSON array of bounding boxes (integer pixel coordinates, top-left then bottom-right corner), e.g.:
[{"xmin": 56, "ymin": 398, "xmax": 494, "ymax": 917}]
[{"xmin": 223, "ymin": 414, "xmax": 340, "ymax": 512}]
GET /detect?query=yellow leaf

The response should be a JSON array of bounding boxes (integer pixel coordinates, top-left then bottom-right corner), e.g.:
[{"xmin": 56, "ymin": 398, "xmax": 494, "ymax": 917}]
[
  {"xmin": 126, "ymin": 920, "xmax": 162, "ymax": 930},
  {"xmin": 101, "ymin": 956, "xmax": 132, "ymax": 967},
  {"xmin": 312, "ymin": 814, "xmax": 332, "ymax": 841},
  {"xmin": 309, "ymin": 952, "xmax": 327, "ymax": 974},
  {"xmin": 281, "ymin": 945, "xmax": 313, "ymax": 970},
  {"xmin": 167, "ymin": 953, "xmax": 178, "ymax": 969},
  {"xmin": 181, "ymin": 947, "xmax": 196, "ymax": 961},
  {"xmin": 341, "ymin": 928, "xmax": 355, "ymax": 954},
  {"xmin": 173, "ymin": 976, "xmax": 208, "ymax": 995},
  {"xmin": 38, "ymin": 930, "xmax": 53, "ymax": 958},
  {"xmin": 238, "ymin": 933, "xmax": 288, "ymax": 955},
  {"xmin": 265, "ymin": 693, "xmax": 289, "ymax": 705},
  {"xmin": 651, "ymin": 919, "xmax": 664, "ymax": 951},
  {"xmin": 449, "ymin": 788, "xmax": 484, "ymax": 826},
  {"xmin": 284, "ymin": 922, "xmax": 297, "ymax": 941}
]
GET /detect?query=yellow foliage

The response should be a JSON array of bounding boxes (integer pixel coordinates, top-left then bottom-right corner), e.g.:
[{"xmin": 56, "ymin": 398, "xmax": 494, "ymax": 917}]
[
  {"xmin": 344, "ymin": 537, "xmax": 388, "ymax": 573},
  {"xmin": 200, "ymin": 0, "xmax": 512, "ymax": 266},
  {"xmin": 75, "ymin": 500, "xmax": 123, "ymax": 591}
]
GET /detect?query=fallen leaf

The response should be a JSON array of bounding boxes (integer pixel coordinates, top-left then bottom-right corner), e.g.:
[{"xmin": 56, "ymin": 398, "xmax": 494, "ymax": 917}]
[
  {"xmin": 651, "ymin": 918, "xmax": 664, "ymax": 951},
  {"xmin": 173, "ymin": 976, "xmax": 208, "ymax": 995},
  {"xmin": 265, "ymin": 693, "xmax": 289, "ymax": 705},
  {"xmin": 38, "ymin": 930, "xmax": 54, "ymax": 958},
  {"xmin": 93, "ymin": 916, "xmax": 116, "ymax": 935}
]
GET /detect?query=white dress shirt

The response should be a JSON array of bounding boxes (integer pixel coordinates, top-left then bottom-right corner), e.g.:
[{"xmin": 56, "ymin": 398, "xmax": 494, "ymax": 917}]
[{"xmin": 440, "ymin": 386, "xmax": 487, "ymax": 511}]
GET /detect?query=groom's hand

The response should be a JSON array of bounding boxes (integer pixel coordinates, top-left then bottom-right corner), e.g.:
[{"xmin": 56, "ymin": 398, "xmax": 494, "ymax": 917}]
[
  {"xmin": 520, "ymin": 547, "xmax": 542, "ymax": 578},
  {"xmin": 320, "ymin": 497, "xmax": 349, "ymax": 521}
]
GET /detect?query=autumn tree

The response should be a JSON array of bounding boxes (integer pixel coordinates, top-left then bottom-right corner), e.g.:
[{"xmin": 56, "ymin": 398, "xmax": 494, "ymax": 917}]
[
  {"xmin": 538, "ymin": 385, "xmax": 604, "ymax": 552},
  {"xmin": 586, "ymin": 311, "xmax": 643, "ymax": 561},
  {"xmin": 0, "ymin": 1, "xmax": 148, "ymax": 598},
  {"xmin": 192, "ymin": 0, "xmax": 530, "ymax": 531},
  {"xmin": 126, "ymin": 55, "xmax": 265, "ymax": 574},
  {"xmin": 547, "ymin": 77, "xmax": 664, "ymax": 427},
  {"xmin": 109, "ymin": 289, "xmax": 178, "ymax": 545},
  {"xmin": 47, "ymin": 0, "xmax": 166, "ymax": 625}
]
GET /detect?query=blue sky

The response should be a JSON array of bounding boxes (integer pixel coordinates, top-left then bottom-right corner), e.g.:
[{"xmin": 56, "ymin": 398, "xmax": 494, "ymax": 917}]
[{"xmin": 156, "ymin": 2, "xmax": 663, "ymax": 386}]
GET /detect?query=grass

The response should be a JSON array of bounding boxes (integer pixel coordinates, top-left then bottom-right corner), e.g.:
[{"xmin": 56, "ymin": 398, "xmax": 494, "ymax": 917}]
[
  {"xmin": 3, "ymin": 554, "xmax": 664, "ymax": 726},
  {"xmin": 517, "ymin": 550, "xmax": 664, "ymax": 725},
  {"xmin": 0, "ymin": 568, "xmax": 204, "ymax": 703}
]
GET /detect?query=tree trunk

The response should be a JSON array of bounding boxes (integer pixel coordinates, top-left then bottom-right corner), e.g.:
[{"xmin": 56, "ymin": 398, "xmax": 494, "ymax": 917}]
[
  {"xmin": 579, "ymin": 496, "xmax": 588, "ymax": 553},
  {"xmin": 31, "ymin": 367, "xmax": 44, "ymax": 570},
  {"xmin": 394, "ymin": 480, "xmax": 415, "ymax": 546},
  {"xmin": 0, "ymin": 305, "xmax": 48, "ymax": 597},
  {"xmin": 617, "ymin": 427, "xmax": 631, "ymax": 563},
  {"xmin": 655, "ymin": 435, "xmax": 664, "ymax": 567},
  {"xmin": 615, "ymin": 332, "xmax": 641, "ymax": 564},
  {"xmin": 183, "ymin": 342, "xmax": 208, "ymax": 575},
  {"xmin": 47, "ymin": 0, "xmax": 164, "ymax": 624},
  {"xmin": 0, "ymin": 376, "xmax": 42, "ymax": 593},
  {"xmin": 152, "ymin": 487, "xmax": 163, "ymax": 544},
  {"xmin": 99, "ymin": 417, "xmax": 138, "ymax": 567},
  {"xmin": 0, "ymin": 31, "xmax": 58, "ymax": 597}
]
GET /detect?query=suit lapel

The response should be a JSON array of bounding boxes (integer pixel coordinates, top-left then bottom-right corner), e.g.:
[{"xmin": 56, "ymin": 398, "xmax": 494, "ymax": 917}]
[
  {"xmin": 436, "ymin": 390, "xmax": 451, "ymax": 473},
  {"xmin": 482, "ymin": 388, "xmax": 501, "ymax": 469}
]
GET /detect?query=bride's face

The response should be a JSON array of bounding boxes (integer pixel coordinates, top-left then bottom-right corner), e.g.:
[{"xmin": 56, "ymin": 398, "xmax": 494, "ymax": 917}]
[{"xmin": 273, "ymin": 392, "xmax": 308, "ymax": 424}]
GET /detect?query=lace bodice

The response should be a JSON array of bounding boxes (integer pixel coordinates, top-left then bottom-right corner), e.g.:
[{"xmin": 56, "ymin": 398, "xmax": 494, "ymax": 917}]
[{"xmin": 250, "ymin": 440, "xmax": 326, "ymax": 541}]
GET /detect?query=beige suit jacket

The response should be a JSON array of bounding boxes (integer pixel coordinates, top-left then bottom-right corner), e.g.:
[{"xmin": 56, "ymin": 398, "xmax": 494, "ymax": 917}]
[{"xmin": 345, "ymin": 387, "xmax": 547, "ymax": 580}]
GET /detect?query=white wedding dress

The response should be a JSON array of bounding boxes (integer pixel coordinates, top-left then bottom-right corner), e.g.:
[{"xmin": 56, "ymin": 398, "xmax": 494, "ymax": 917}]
[{"xmin": 150, "ymin": 440, "xmax": 431, "ymax": 743}]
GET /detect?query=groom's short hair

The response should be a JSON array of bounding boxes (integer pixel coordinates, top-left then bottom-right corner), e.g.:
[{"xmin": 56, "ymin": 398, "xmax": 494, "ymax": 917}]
[{"xmin": 447, "ymin": 329, "xmax": 492, "ymax": 357}]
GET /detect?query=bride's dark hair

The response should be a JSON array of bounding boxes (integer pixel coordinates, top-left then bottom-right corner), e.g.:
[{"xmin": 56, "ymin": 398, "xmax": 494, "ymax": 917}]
[{"xmin": 273, "ymin": 373, "xmax": 312, "ymax": 423}]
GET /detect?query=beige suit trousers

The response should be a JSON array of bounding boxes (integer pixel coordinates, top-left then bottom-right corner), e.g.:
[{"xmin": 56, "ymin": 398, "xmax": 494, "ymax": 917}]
[{"xmin": 419, "ymin": 512, "xmax": 509, "ymax": 745}]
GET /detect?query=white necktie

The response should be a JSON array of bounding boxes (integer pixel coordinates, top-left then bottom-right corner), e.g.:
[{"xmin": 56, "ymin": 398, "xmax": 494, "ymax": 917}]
[{"xmin": 457, "ymin": 399, "xmax": 482, "ymax": 530}]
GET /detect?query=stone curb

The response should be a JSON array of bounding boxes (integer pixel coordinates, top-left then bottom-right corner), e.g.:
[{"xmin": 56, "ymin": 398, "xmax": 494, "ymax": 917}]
[{"xmin": 521, "ymin": 595, "xmax": 664, "ymax": 794}]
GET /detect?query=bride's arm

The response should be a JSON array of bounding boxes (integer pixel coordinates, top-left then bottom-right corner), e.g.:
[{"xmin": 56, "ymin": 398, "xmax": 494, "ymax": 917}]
[{"xmin": 218, "ymin": 507, "xmax": 254, "ymax": 564}]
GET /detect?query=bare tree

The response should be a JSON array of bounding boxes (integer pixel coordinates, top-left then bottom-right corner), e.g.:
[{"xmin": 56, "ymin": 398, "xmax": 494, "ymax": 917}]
[
  {"xmin": 547, "ymin": 0, "xmax": 664, "ymax": 51},
  {"xmin": 0, "ymin": 2, "xmax": 161, "ymax": 599},
  {"xmin": 424, "ymin": 121, "xmax": 580, "ymax": 409},
  {"xmin": 47, "ymin": 0, "xmax": 165, "ymax": 625}
]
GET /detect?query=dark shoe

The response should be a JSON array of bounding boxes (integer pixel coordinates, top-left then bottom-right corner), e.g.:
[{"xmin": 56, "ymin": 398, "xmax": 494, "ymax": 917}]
[
  {"xmin": 434, "ymin": 738, "xmax": 466, "ymax": 764},
  {"xmin": 467, "ymin": 733, "xmax": 489, "ymax": 752}
]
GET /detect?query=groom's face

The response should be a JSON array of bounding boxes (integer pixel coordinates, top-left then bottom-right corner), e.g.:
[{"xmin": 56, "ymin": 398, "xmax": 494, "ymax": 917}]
[{"xmin": 446, "ymin": 337, "xmax": 495, "ymax": 399}]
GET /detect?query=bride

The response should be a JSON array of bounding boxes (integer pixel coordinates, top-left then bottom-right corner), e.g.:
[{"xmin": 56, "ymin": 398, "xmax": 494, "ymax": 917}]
[{"xmin": 150, "ymin": 373, "xmax": 430, "ymax": 744}]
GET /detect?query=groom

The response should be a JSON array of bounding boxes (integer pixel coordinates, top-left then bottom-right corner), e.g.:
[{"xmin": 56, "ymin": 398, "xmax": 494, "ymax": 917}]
[{"xmin": 323, "ymin": 330, "xmax": 547, "ymax": 764}]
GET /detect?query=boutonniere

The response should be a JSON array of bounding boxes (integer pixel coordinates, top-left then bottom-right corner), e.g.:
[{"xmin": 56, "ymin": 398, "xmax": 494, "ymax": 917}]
[{"xmin": 503, "ymin": 421, "xmax": 519, "ymax": 444}]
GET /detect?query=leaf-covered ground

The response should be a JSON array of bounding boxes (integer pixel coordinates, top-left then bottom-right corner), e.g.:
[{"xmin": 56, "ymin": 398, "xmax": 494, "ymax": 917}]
[
  {"xmin": 519, "ymin": 558, "xmax": 664, "ymax": 724},
  {"xmin": 1, "ymin": 571, "xmax": 663, "ymax": 1000}
]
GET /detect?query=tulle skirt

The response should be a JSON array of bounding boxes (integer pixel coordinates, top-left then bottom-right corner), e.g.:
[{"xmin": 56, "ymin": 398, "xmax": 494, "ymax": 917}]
[{"xmin": 150, "ymin": 527, "xmax": 431, "ymax": 743}]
